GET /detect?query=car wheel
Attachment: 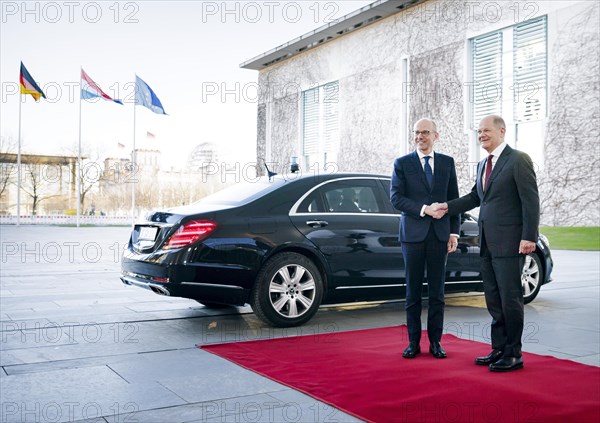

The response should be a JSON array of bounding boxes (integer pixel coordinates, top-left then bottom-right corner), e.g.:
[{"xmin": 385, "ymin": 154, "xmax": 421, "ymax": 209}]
[
  {"xmin": 251, "ymin": 252, "xmax": 324, "ymax": 327},
  {"xmin": 522, "ymin": 253, "xmax": 543, "ymax": 304}
]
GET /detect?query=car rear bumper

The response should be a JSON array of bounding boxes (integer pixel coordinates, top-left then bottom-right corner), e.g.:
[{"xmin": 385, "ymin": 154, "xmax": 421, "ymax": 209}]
[
  {"xmin": 120, "ymin": 271, "xmax": 249, "ymax": 305},
  {"xmin": 120, "ymin": 273, "xmax": 171, "ymax": 295}
]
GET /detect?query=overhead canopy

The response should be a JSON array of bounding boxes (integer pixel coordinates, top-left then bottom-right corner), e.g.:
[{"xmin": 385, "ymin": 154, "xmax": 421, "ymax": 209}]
[{"xmin": 240, "ymin": 0, "xmax": 425, "ymax": 70}]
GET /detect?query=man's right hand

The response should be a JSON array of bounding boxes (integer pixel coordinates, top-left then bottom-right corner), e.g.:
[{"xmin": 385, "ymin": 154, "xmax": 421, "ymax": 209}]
[{"xmin": 424, "ymin": 203, "xmax": 448, "ymax": 219}]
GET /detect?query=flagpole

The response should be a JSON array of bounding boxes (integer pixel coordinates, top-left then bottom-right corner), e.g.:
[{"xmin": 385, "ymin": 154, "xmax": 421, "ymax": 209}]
[
  {"xmin": 77, "ymin": 66, "xmax": 82, "ymax": 227},
  {"xmin": 132, "ymin": 75, "xmax": 136, "ymax": 224},
  {"xmin": 16, "ymin": 62, "xmax": 46, "ymax": 226},
  {"xmin": 17, "ymin": 89, "xmax": 22, "ymax": 227}
]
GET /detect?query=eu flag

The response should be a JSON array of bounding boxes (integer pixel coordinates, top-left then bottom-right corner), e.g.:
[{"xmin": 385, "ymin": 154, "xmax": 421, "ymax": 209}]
[{"xmin": 135, "ymin": 75, "xmax": 167, "ymax": 115}]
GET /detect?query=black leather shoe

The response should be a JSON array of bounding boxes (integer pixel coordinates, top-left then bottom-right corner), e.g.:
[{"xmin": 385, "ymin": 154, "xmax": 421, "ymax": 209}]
[
  {"xmin": 402, "ymin": 342, "xmax": 421, "ymax": 358},
  {"xmin": 429, "ymin": 342, "xmax": 447, "ymax": 358},
  {"xmin": 475, "ymin": 349, "xmax": 503, "ymax": 366},
  {"xmin": 489, "ymin": 357, "xmax": 524, "ymax": 372}
]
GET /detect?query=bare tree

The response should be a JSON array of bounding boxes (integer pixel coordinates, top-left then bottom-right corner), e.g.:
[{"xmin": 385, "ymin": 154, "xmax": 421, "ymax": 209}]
[
  {"xmin": 64, "ymin": 143, "xmax": 107, "ymax": 213},
  {"xmin": 135, "ymin": 178, "xmax": 160, "ymax": 211},
  {"xmin": 540, "ymin": 4, "xmax": 600, "ymax": 226},
  {"xmin": 78, "ymin": 158, "xmax": 103, "ymax": 213},
  {"xmin": 93, "ymin": 157, "xmax": 139, "ymax": 215},
  {"xmin": 0, "ymin": 135, "xmax": 17, "ymax": 198},
  {"xmin": 20, "ymin": 157, "xmax": 60, "ymax": 215}
]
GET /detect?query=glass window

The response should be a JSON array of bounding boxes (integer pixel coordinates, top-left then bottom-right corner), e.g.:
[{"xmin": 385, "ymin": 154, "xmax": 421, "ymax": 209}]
[
  {"xmin": 302, "ymin": 81, "xmax": 339, "ymax": 171},
  {"xmin": 320, "ymin": 180, "xmax": 384, "ymax": 213},
  {"xmin": 513, "ymin": 16, "xmax": 547, "ymax": 123},
  {"xmin": 471, "ymin": 32, "xmax": 503, "ymax": 125},
  {"xmin": 297, "ymin": 190, "xmax": 325, "ymax": 213},
  {"xmin": 469, "ymin": 16, "xmax": 547, "ymax": 167}
]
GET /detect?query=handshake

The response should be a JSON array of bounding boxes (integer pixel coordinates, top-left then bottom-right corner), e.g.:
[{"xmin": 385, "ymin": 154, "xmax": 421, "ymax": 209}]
[{"xmin": 424, "ymin": 202, "xmax": 448, "ymax": 219}]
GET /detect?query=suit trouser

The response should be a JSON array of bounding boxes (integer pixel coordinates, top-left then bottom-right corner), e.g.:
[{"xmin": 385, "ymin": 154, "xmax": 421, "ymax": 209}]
[
  {"xmin": 481, "ymin": 249, "xmax": 524, "ymax": 358},
  {"xmin": 402, "ymin": 225, "xmax": 447, "ymax": 344}
]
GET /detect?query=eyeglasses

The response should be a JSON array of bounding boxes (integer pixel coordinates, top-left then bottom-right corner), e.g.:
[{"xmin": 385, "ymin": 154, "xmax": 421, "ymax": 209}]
[{"xmin": 414, "ymin": 130, "xmax": 433, "ymax": 136}]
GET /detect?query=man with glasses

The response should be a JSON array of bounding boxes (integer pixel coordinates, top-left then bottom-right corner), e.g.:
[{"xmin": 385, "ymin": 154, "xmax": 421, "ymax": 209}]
[{"xmin": 390, "ymin": 118, "xmax": 460, "ymax": 359}]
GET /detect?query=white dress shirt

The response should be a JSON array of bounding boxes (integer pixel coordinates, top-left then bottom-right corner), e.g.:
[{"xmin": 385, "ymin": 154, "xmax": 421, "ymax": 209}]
[{"xmin": 417, "ymin": 150, "xmax": 435, "ymax": 173}]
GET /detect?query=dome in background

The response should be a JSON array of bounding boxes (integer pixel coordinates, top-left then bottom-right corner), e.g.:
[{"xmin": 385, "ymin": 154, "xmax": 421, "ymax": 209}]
[{"xmin": 187, "ymin": 142, "xmax": 218, "ymax": 172}]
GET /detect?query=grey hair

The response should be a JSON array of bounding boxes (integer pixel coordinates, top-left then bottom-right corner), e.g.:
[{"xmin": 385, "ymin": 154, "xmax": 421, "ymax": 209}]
[{"xmin": 489, "ymin": 115, "xmax": 506, "ymax": 129}]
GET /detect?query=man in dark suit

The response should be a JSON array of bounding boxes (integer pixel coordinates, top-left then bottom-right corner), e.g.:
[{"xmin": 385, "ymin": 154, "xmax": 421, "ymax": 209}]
[
  {"xmin": 390, "ymin": 118, "xmax": 460, "ymax": 359},
  {"xmin": 435, "ymin": 114, "xmax": 539, "ymax": 372}
]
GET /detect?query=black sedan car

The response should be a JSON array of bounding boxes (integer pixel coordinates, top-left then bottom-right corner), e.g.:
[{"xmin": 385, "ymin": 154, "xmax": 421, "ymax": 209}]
[{"xmin": 121, "ymin": 172, "xmax": 553, "ymax": 327}]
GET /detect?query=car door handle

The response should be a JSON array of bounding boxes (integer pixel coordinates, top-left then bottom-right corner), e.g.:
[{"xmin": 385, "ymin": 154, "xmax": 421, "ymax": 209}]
[{"xmin": 306, "ymin": 220, "xmax": 328, "ymax": 228}]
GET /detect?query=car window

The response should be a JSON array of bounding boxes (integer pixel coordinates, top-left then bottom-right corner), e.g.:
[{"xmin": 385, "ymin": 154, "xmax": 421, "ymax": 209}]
[
  {"xmin": 356, "ymin": 187, "xmax": 380, "ymax": 212},
  {"xmin": 297, "ymin": 191, "xmax": 325, "ymax": 213},
  {"xmin": 379, "ymin": 178, "xmax": 399, "ymax": 214},
  {"xmin": 321, "ymin": 180, "xmax": 385, "ymax": 213},
  {"xmin": 196, "ymin": 176, "xmax": 285, "ymax": 206}
]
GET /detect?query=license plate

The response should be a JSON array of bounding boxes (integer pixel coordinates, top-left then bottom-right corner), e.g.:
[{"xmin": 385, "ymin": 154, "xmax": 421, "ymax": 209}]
[{"xmin": 138, "ymin": 226, "xmax": 158, "ymax": 241}]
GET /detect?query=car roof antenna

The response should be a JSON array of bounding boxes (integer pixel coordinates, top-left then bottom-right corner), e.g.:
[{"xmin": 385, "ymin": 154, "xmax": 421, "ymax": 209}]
[{"xmin": 264, "ymin": 162, "xmax": 277, "ymax": 181}]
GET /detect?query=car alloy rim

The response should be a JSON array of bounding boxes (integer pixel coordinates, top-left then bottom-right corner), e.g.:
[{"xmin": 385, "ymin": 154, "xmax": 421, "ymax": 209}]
[
  {"xmin": 269, "ymin": 264, "xmax": 316, "ymax": 318},
  {"xmin": 521, "ymin": 255, "xmax": 540, "ymax": 297}
]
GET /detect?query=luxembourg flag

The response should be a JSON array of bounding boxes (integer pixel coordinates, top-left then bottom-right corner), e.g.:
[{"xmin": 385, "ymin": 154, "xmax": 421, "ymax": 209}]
[{"xmin": 81, "ymin": 69, "xmax": 123, "ymax": 105}]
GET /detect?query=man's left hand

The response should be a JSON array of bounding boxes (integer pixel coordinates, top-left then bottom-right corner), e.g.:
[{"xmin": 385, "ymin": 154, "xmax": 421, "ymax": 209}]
[
  {"xmin": 519, "ymin": 240, "xmax": 536, "ymax": 254},
  {"xmin": 448, "ymin": 235, "xmax": 458, "ymax": 253}
]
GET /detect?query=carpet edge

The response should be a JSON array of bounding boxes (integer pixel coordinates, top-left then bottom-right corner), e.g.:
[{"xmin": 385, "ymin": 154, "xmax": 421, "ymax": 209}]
[{"xmin": 199, "ymin": 344, "xmax": 374, "ymax": 423}]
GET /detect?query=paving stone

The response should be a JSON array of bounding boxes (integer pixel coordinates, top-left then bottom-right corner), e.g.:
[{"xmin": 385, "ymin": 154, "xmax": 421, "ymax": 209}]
[
  {"xmin": 0, "ymin": 366, "xmax": 186, "ymax": 422},
  {"xmin": 103, "ymin": 394, "xmax": 285, "ymax": 423},
  {"xmin": 0, "ymin": 227, "xmax": 597, "ymax": 423}
]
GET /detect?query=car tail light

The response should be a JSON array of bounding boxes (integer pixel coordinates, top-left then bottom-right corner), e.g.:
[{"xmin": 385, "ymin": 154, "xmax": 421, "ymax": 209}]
[
  {"xmin": 151, "ymin": 276, "xmax": 170, "ymax": 283},
  {"xmin": 163, "ymin": 220, "xmax": 217, "ymax": 250}
]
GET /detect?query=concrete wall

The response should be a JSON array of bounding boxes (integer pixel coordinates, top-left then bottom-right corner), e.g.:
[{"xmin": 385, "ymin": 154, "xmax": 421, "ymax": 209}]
[{"xmin": 255, "ymin": 0, "xmax": 600, "ymax": 225}]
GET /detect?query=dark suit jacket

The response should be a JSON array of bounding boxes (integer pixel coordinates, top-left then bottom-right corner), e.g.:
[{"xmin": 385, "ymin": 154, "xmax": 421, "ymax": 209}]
[
  {"xmin": 391, "ymin": 151, "xmax": 460, "ymax": 243},
  {"xmin": 447, "ymin": 145, "xmax": 539, "ymax": 257}
]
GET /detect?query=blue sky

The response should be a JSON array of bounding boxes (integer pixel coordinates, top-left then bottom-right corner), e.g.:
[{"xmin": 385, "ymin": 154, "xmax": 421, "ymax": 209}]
[{"xmin": 1, "ymin": 1, "xmax": 372, "ymax": 167}]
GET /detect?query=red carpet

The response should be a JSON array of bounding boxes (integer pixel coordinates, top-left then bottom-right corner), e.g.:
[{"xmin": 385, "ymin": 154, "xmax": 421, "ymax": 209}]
[{"xmin": 201, "ymin": 325, "xmax": 600, "ymax": 423}]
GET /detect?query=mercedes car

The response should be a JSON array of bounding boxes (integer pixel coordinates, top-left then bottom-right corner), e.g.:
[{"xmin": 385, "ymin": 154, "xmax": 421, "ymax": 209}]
[{"xmin": 121, "ymin": 172, "xmax": 553, "ymax": 327}]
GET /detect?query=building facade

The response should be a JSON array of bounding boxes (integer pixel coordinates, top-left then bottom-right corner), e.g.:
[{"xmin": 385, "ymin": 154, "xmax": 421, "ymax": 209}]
[
  {"xmin": 0, "ymin": 153, "xmax": 78, "ymax": 215},
  {"xmin": 243, "ymin": 0, "xmax": 599, "ymax": 226},
  {"xmin": 98, "ymin": 145, "xmax": 225, "ymax": 216}
]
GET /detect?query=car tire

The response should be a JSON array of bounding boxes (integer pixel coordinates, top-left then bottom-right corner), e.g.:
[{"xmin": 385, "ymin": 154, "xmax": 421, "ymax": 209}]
[
  {"xmin": 522, "ymin": 253, "xmax": 543, "ymax": 304},
  {"xmin": 251, "ymin": 252, "xmax": 324, "ymax": 327}
]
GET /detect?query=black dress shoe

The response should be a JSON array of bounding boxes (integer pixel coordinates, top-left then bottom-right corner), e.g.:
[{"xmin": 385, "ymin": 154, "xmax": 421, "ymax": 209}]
[
  {"xmin": 402, "ymin": 342, "xmax": 421, "ymax": 358},
  {"xmin": 429, "ymin": 342, "xmax": 447, "ymax": 358},
  {"xmin": 475, "ymin": 349, "xmax": 504, "ymax": 366},
  {"xmin": 489, "ymin": 357, "xmax": 524, "ymax": 372}
]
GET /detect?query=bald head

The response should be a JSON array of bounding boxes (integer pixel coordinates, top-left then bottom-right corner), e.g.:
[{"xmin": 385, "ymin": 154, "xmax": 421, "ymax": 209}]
[{"xmin": 415, "ymin": 118, "xmax": 438, "ymax": 133}]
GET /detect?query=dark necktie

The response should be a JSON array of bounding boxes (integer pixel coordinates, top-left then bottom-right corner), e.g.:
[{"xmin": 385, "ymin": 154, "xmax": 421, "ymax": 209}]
[
  {"xmin": 424, "ymin": 156, "xmax": 433, "ymax": 189},
  {"xmin": 484, "ymin": 155, "xmax": 493, "ymax": 191}
]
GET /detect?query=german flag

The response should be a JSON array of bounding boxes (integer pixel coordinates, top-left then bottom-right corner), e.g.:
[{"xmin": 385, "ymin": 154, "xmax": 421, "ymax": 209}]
[{"xmin": 20, "ymin": 62, "xmax": 46, "ymax": 101}]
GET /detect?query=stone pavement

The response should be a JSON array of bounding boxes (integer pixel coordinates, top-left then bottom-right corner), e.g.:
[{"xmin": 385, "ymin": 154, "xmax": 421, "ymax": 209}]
[{"xmin": 1, "ymin": 226, "xmax": 598, "ymax": 422}]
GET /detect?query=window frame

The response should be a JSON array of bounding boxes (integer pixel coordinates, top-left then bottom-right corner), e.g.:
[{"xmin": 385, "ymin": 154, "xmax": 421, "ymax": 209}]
[
  {"xmin": 301, "ymin": 81, "xmax": 340, "ymax": 172},
  {"xmin": 291, "ymin": 177, "xmax": 391, "ymax": 216},
  {"xmin": 467, "ymin": 16, "xmax": 548, "ymax": 166}
]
